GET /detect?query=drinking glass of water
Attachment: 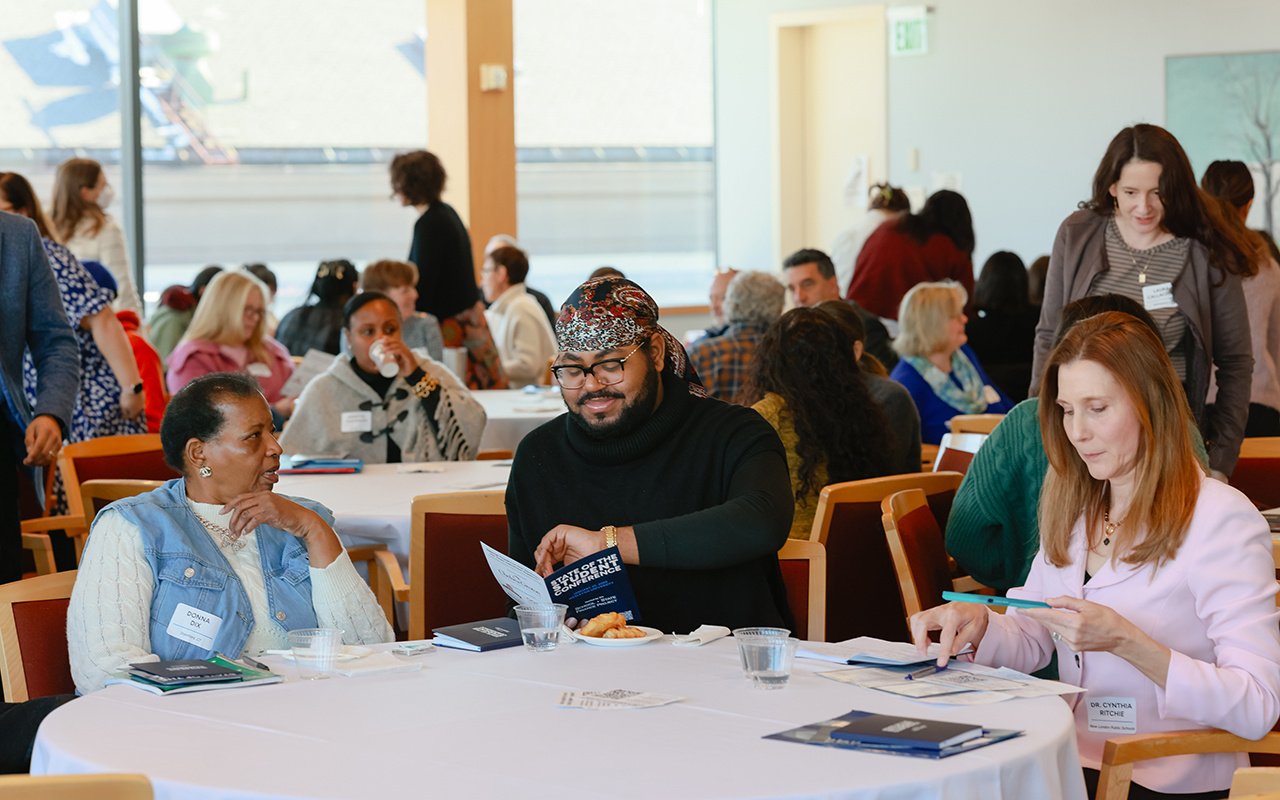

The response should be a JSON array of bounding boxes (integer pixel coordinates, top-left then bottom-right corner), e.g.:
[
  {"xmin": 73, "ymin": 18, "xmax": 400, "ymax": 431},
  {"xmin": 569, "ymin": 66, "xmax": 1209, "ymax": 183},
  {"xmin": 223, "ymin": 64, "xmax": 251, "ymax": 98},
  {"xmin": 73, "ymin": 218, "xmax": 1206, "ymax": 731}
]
[
  {"xmin": 514, "ymin": 604, "xmax": 568, "ymax": 652},
  {"xmin": 732, "ymin": 629, "xmax": 799, "ymax": 689}
]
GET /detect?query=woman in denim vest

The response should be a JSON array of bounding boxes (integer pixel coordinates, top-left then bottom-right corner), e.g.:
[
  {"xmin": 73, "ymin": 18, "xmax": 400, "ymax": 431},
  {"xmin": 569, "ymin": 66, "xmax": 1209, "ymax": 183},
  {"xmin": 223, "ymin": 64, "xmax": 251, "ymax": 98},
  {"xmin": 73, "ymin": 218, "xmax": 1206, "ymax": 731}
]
[{"xmin": 67, "ymin": 373, "xmax": 392, "ymax": 694}]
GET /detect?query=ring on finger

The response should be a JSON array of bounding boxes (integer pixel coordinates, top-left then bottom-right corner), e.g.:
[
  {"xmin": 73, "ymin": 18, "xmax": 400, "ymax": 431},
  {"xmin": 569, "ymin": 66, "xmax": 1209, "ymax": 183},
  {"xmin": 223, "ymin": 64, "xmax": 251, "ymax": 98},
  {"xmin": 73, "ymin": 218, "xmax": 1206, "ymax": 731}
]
[{"xmin": 1051, "ymin": 631, "xmax": 1062, "ymax": 642}]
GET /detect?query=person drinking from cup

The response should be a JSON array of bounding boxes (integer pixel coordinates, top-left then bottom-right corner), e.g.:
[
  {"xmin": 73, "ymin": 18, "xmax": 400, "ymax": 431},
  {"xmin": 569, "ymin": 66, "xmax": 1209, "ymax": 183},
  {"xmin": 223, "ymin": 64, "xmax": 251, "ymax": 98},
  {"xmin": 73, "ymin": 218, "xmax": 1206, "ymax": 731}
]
[
  {"xmin": 67, "ymin": 373, "xmax": 393, "ymax": 694},
  {"xmin": 282, "ymin": 292, "xmax": 485, "ymax": 463},
  {"xmin": 910, "ymin": 312, "xmax": 1280, "ymax": 798}
]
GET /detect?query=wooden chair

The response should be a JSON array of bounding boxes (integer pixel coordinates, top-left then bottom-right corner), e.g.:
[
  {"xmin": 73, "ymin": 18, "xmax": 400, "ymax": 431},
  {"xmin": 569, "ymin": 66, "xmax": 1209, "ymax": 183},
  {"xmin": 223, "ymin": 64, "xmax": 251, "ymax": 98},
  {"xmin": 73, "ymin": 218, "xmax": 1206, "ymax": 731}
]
[
  {"xmin": 948, "ymin": 414, "xmax": 1005, "ymax": 435},
  {"xmin": 32, "ymin": 435, "xmax": 179, "ymax": 564},
  {"xmin": 1233, "ymin": 768, "xmax": 1280, "ymax": 797},
  {"xmin": 20, "ymin": 465, "xmax": 72, "ymax": 576},
  {"xmin": 371, "ymin": 491, "xmax": 509, "ymax": 640},
  {"xmin": 777, "ymin": 539, "xmax": 826, "ymax": 641},
  {"xmin": 809, "ymin": 471, "xmax": 963, "ymax": 643},
  {"xmin": 881, "ymin": 489, "xmax": 987, "ymax": 620},
  {"xmin": 1096, "ymin": 730, "xmax": 1280, "ymax": 800},
  {"xmin": 1231, "ymin": 438, "xmax": 1280, "ymax": 510},
  {"xmin": 476, "ymin": 450, "xmax": 514, "ymax": 461},
  {"xmin": 0, "ymin": 774, "xmax": 152, "ymax": 799},
  {"xmin": 80, "ymin": 479, "xmax": 165, "ymax": 532},
  {"xmin": 932, "ymin": 432, "xmax": 988, "ymax": 474},
  {"xmin": 0, "ymin": 570, "xmax": 77, "ymax": 702}
]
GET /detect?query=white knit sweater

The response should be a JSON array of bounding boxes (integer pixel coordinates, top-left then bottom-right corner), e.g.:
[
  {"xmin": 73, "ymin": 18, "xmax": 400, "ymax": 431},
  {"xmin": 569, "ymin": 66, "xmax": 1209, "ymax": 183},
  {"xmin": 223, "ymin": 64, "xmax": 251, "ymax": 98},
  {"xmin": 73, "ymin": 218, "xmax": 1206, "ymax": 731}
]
[
  {"xmin": 63, "ymin": 215, "xmax": 141, "ymax": 314},
  {"xmin": 66, "ymin": 498, "xmax": 393, "ymax": 694}
]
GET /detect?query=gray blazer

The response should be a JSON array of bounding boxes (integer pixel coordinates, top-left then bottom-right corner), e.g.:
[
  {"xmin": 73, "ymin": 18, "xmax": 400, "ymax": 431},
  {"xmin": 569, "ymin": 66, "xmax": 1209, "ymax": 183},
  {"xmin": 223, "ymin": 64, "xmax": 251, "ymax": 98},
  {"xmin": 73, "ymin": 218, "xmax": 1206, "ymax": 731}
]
[
  {"xmin": 0, "ymin": 212, "xmax": 79, "ymax": 439},
  {"xmin": 1030, "ymin": 210, "xmax": 1252, "ymax": 476}
]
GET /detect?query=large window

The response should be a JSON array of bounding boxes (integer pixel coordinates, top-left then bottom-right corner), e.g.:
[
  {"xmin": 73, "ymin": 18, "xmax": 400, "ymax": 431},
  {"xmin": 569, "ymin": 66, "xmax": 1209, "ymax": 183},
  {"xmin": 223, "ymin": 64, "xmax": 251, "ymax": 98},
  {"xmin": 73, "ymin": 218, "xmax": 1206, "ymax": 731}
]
[
  {"xmin": 513, "ymin": 0, "xmax": 716, "ymax": 308},
  {"xmin": 1, "ymin": 1, "xmax": 122, "ymax": 223},
  {"xmin": 141, "ymin": 0, "xmax": 428, "ymax": 314},
  {"xmin": 1, "ymin": 0, "xmax": 428, "ymax": 317}
]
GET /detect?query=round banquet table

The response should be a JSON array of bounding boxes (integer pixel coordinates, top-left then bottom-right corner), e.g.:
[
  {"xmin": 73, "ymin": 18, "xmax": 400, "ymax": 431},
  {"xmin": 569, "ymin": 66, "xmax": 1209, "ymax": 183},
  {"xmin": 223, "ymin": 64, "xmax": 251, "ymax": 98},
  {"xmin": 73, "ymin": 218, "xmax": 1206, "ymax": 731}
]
[
  {"xmin": 33, "ymin": 639, "xmax": 1086, "ymax": 800},
  {"xmin": 473, "ymin": 388, "xmax": 565, "ymax": 452}
]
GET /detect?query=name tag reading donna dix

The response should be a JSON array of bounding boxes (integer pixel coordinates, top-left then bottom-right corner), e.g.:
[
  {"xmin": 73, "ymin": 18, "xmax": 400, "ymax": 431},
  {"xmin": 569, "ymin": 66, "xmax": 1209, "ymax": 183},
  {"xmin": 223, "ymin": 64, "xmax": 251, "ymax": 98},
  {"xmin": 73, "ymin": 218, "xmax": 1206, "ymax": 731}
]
[
  {"xmin": 166, "ymin": 602, "xmax": 223, "ymax": 650},
  {"xmin": 1086, "ymin": 697, "xmax": 1137, "ymax": 734}
]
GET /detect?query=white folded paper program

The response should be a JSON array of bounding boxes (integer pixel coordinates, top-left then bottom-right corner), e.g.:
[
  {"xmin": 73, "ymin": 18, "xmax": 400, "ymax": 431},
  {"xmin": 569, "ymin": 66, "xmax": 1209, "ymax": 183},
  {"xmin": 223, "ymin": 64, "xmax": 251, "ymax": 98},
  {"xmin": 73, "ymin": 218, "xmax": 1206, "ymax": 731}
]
[{"xmin": 820, "ymin": 661, "xmax": 1085, "ymax": 706}]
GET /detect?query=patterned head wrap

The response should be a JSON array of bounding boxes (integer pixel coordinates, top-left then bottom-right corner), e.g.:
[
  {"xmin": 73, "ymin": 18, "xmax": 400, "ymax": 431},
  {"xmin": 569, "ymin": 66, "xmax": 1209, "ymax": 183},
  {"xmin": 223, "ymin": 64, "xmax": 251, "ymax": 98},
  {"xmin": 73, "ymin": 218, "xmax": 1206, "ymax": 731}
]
[{"xmin": 555, "ymin": 277, "xmax": 705, "ymax": 395}]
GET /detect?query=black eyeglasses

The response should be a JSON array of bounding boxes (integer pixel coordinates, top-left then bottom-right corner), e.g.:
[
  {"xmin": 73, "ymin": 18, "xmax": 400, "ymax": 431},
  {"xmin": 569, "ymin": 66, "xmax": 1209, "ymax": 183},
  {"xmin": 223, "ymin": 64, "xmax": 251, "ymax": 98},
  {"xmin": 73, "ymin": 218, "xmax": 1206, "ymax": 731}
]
[
  {"xmin": 360, "ymin": 409, "xmax": 409, "ymax": 442},
  {"xmin": 550, "ymin": 343, "xmax": 646, "ymax": 389},
  {"xmin": 358, "ymin": 389, "xmax": 409, "ymax": 412}
]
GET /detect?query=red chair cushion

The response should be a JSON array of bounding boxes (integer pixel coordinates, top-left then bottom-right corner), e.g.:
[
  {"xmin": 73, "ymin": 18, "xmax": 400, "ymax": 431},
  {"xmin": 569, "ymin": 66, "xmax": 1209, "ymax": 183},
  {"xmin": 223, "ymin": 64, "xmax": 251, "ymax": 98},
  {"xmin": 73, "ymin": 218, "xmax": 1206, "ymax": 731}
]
[
  {"xmin": 777, "ymin": 560, "xmax": 810, "ymax": 641},
  {"xmin": 934, "ymin": 448, "xmax": 975, "ymax": 475},
  {"xmin": 420, "ymin": 512, "xmax": 510, "ymax": 632},
  {"xmin": 75, "ymin": 451, "xmax": 179, "ymax": 484},
  {"xmin": 823, "ymin": 490, "xmax": 956, "ymax": 644},
  {"xmin": 896, "ymin": 504, "xmax": 953, "ymax": 612},
  {"xmin": 1230, "ymin": 457, "xmax": 1280, "ymax": 510},
  {"xmin": 13, "ymin": 598, "xmax": 75, "ymax": 699}
]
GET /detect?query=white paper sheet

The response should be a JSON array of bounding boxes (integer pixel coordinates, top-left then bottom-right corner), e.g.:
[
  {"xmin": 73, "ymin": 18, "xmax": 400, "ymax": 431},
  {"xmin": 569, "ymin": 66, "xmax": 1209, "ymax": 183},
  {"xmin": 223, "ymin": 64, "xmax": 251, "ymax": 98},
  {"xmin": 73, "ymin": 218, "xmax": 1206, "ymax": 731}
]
[{"xmin": 481, "ymin": 542, "xmax": 552, "ymax": 606}]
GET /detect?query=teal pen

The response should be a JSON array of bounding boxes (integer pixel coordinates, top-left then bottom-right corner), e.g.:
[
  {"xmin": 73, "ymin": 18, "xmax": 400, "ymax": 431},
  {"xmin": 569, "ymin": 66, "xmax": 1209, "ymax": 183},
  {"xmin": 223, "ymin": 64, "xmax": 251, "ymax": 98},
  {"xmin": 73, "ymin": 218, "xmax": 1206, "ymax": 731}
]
[{"xmin": 905, "ymin": 664, "xmax": 946, "ymax": 680}]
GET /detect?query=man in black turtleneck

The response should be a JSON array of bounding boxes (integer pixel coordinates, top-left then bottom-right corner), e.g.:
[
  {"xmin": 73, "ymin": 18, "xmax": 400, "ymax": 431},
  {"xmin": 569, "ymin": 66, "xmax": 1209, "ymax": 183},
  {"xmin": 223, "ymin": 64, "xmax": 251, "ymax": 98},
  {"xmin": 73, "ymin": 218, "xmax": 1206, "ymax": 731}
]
[{"xmin": 506, "ymin": 277, "xmax": 795, "ymax": 634}]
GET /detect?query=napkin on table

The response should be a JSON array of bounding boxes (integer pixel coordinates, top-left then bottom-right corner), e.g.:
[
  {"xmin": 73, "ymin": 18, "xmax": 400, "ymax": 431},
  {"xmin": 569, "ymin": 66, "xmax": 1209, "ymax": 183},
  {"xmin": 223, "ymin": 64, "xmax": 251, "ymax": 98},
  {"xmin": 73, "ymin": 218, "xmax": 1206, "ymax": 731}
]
[{"xmin": 671, "ymin": 624, "xmax": 731, "ymax": 647}]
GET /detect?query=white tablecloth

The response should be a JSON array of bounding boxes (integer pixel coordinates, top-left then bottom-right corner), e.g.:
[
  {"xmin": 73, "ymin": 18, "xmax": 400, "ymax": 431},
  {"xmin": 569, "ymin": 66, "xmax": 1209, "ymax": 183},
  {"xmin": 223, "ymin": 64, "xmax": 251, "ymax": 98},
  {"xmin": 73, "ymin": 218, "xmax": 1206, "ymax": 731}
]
[
  {"xmin": 276, "ymin": 461, "xmax": 511, "ymax": 561},
  {"xmin": 474, "ymin": 388, "xmax": 565, "ymax": 452},
  {"xmin": 33, "ymin": 639, "xmax": 1085, "ymax": 800}
]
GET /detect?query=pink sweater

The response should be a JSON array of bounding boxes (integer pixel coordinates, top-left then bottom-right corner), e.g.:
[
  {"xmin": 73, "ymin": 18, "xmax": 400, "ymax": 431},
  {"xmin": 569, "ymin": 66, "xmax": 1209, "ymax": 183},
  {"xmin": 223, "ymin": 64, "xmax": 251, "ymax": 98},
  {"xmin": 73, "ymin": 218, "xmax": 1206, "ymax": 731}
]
[
  {"xmin": 166, "ymin": 337, "xmax": 294, "ymax": 401},
  {"xmin": 975, "ymin": 477, "xmax": 1280, "ymax": 793}
]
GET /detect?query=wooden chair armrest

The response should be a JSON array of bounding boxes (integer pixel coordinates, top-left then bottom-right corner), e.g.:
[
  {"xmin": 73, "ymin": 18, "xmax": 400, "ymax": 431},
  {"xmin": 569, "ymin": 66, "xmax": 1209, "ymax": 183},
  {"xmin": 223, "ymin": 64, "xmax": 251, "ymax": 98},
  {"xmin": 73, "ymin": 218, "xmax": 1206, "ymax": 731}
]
[
  {"xmin": 20, "ymin": 532, "xmax": 57, "ymax": 575},
  {"xmin": 370, "ymin": 549, "xmax": 410, "ymax": 600},
  {"xmin": 1097, "ymin": 730, "xmax": 1280, "ymax": 800},
  {"xmin": 345, "ymin": 544, "xmax": 387, "ymax": 563},
  {"xmin": 951, "ymin": 576, "xmax": 992, "ymax": 594},
  {"xmin": 20, "ymin": 515, "xmax": 86, "ymax": 534},
  {"xmin": 1232, "ymin": 767, "xmax": 1280, "ymax": 797}
]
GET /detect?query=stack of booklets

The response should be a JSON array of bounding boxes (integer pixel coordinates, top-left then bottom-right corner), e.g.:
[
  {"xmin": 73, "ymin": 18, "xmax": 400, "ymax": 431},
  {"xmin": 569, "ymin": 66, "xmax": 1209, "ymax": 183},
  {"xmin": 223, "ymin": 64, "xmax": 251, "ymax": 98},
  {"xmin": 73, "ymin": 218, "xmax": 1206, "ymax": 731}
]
[
  {"xmin": 766, "ymin": 709, "xmax": 1021, "ymax": 759},
  {"xmin": 107, "ymin": 656, "xmax": 283, "ymax": 695}
]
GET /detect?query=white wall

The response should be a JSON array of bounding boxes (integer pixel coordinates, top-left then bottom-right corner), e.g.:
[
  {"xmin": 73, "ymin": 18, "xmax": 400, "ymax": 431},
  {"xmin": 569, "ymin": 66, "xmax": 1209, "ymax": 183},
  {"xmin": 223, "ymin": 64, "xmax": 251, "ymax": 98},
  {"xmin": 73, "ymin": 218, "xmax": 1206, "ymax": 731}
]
[{"xmin": 715, "ymin": 0, "xmax": 1280, "ymax": 273}]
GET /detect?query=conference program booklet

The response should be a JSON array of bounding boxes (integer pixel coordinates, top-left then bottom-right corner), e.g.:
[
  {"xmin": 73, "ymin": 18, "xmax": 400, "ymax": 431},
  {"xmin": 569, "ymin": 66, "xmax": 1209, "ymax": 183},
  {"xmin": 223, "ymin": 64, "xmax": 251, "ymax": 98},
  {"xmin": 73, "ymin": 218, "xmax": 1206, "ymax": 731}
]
[
  {"xmin": 765, "ymin": 709, "xmax": 1022, "ymax": 759},
  {"xmin": 432, "ymin": 617, "xmax": 524, "ymax": 652},
  {"xmin": 106, "ymin": 655, "xmax": 283, "ymax": 695},
  {"xmin": 481, "ymin": 542, "xmax": 641, "ymax": 623}
]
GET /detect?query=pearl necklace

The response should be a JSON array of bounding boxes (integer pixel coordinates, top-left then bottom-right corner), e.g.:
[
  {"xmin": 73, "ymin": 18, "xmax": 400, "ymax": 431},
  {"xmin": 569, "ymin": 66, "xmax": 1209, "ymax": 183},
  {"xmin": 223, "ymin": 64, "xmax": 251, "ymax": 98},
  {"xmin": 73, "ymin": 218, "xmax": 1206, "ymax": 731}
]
[{"xmin": 194, "ymin": 511, "xmax": 247, "ymax": 552}]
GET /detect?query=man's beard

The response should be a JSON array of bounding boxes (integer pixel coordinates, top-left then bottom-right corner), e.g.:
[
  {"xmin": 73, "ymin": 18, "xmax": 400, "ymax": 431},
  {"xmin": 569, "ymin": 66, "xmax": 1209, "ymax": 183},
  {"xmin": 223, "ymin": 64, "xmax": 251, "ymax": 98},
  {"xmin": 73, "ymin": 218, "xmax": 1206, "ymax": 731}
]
[{"xmin": 567, "ymin": 364, "xmax": 660, "ymax": 440}]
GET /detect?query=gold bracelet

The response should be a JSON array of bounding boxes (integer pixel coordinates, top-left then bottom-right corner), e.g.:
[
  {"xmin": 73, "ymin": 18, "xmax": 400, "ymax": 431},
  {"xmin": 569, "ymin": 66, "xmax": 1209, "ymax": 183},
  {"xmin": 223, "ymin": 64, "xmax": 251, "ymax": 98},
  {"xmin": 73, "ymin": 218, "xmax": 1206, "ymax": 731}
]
[
  {"xmin": 602, "ymin": 525, "xmax": 617, "ymax": 550},
  {"xmin": 411, "ymin": 371, "xmax": 439, "ymax": 399}
]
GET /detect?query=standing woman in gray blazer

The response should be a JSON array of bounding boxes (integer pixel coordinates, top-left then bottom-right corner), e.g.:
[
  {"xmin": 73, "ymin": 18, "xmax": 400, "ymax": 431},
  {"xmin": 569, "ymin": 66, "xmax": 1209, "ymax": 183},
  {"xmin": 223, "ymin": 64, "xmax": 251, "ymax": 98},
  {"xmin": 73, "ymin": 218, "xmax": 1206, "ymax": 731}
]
[{"xmin": 1029, "ymin": 124, "xmax": 1255, "ymax": 478}]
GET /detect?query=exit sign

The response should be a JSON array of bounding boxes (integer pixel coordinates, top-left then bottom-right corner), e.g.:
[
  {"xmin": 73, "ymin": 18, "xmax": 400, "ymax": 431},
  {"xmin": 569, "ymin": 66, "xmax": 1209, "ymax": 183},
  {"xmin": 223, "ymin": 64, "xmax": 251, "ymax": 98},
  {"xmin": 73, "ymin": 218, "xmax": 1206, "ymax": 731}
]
[{"xmin": 888, "ymin": 6, "xmax": 929, "ymax": 57}]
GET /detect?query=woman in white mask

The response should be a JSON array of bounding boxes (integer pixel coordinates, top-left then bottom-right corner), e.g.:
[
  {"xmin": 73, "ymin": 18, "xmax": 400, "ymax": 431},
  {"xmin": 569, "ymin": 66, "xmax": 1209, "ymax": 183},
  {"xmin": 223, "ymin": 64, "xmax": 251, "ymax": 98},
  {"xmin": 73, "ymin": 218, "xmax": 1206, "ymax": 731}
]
[{"xmin": 51, "ymin": 157, "xmax": 141, "ymax": 314}]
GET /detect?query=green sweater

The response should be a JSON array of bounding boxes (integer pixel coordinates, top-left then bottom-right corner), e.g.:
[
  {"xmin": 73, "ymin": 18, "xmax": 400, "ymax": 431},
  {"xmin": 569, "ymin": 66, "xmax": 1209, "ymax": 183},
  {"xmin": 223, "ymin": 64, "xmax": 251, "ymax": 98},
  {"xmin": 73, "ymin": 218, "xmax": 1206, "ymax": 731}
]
[{"xmin": 945, "ymin": 397, "xmax": 1209, "ymax": 592}]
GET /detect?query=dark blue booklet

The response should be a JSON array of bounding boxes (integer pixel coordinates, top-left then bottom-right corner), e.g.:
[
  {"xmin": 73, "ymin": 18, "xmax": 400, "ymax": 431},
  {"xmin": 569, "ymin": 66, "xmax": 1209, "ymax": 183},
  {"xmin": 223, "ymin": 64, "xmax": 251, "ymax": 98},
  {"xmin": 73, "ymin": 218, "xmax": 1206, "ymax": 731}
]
[
  {"xmin": 765, "ymin": 709, "xmax": 1022, "ymax": 759},
  {"xmin": 432, "ymin": 617, "xmax": 523, "ymax": 652},
  {"xmin": 482, "ymin": 543, "xmax": 642, "ymax": 623}
]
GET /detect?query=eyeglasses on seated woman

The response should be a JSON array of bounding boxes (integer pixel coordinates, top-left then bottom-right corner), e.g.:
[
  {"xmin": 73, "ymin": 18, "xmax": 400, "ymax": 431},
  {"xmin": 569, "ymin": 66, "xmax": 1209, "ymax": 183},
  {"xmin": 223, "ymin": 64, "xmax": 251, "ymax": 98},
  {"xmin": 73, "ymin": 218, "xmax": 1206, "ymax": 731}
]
[{"xmin": 66, "ymin": 373, "xmax": 394, "ymax": 694}]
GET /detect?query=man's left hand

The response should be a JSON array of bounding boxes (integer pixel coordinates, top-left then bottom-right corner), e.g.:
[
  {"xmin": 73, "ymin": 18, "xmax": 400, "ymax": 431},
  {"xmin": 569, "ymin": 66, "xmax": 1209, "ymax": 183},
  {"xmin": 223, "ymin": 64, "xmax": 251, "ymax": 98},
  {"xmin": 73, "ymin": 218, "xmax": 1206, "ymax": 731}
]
[
  {"xmin": 533, "ymin": 524, "xmax": 605, "ymax": 577},
  {"xmin": 23, "ymin": 415, "xmax": 62, "ymax": 467}
]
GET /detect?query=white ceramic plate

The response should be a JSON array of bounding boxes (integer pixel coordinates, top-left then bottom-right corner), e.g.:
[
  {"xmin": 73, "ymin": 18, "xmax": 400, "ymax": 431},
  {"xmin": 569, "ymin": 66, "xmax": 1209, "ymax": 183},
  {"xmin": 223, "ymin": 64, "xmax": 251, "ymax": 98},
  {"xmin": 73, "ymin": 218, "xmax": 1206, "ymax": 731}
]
[
  {"xmin": 572, "ymin": 626, "xmax": 664, "ymax": 648},
  {"xmin": 276, "ymin": 645, "xmax": 372, "ymax": 662}
]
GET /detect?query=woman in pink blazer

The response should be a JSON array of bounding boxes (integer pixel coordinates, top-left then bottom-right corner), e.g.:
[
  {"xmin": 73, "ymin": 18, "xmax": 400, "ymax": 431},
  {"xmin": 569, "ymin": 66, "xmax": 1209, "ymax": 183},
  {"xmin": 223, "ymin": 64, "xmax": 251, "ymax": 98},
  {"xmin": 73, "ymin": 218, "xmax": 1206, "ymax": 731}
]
[
  {"xmin": 912, "ymin": 311, "xmax": 1280, "ymax": 798},
  {"xmin": 167, "ymin": 270, "xmax": 295, "ymax": 419}
]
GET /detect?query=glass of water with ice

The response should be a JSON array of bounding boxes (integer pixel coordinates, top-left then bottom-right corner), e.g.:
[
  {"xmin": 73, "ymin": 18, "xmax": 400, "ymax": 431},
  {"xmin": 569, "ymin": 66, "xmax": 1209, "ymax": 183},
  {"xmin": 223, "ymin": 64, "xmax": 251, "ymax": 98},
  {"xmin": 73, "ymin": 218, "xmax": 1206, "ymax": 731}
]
[{"xmin": 514, "ymin": 604, "xmax": 568, "ymax": 652}]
